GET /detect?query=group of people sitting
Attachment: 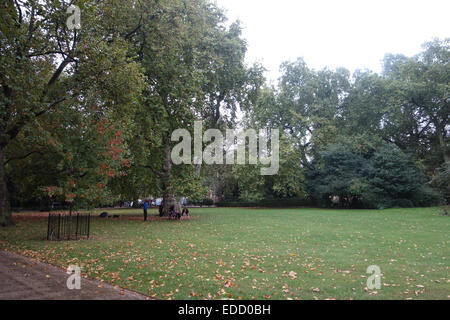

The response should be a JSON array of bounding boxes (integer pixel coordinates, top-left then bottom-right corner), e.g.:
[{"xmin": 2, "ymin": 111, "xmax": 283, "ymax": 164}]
[
  {"xmin": 167, "ymin": 206, "xmax": 190, "ymax": 220},
  {"xmin": 142, "ymin": 199, "xmax": 189, "ymax": 221}
]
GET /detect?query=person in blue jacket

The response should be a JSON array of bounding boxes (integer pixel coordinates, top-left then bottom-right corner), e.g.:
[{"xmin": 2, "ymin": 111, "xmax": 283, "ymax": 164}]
[{"xmin": 143, "ymin": 200, "xmax": 148, "ymax": 221}]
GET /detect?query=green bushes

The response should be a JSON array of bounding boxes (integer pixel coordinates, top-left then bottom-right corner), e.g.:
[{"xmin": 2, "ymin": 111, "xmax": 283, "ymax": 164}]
[
  {"xmin": 189, "ymin": 198, "xmax": 215, "ymax": 206},
  {"xmin": 411, "ymin": 186, "xmax": 442, "ymax": 207},
  {"xmin": 216, "ymin": 197, "xmax": 312, "ymax": 208},
  {"xmin": 201, "ymin": 198, "xmax": 214, "ymax": 206},
  {"xmin": 308, "ymin": 143, "xmax": 442, "ymax": 209}
]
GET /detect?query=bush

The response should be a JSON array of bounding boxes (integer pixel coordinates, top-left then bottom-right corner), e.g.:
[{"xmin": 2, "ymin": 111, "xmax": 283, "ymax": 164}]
[
  {"xmin": 389, "ymin": 198, "xmax": 414, "ymax": 208},
  {"xmin": 308, "ymin": 143, "xmax": 441, "ymax": 209},
  {"xmin": 412, "ymin": 186, "xmax": 442, "ymax": 207},
  {"xmin": 189, "ymin": 198, "xmax": 215, "ymax": 206},
  {"xmin": 216, "ymin": 197, "xmax": 312, "ymax": 208},
  {"xmin": 202, "ymin": 198, "xmax": 214, "ymax": 206}
]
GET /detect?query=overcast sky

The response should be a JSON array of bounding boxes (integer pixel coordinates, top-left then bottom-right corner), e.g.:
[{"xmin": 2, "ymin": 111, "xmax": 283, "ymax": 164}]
[{"xmin": 214, "ymin": 0, "xmax": 450, "ymax": 82}]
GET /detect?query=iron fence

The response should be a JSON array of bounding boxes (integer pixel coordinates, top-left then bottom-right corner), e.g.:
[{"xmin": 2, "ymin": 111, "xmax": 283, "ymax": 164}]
[{"xmin": 47, "ymin": 213, "xmax": 90, "ymax": 241}]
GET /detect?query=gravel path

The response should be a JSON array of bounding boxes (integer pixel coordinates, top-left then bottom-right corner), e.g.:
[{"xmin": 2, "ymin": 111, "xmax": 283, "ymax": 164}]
[{"xmin": 0, "ymin": 250, "xmax": 149, "ymax": 300}]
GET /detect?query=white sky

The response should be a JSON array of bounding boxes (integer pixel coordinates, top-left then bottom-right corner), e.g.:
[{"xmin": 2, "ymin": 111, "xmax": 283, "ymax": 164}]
[{"xmin": 214, "ymin": 0, "xmax": 450, "ymax": 82}]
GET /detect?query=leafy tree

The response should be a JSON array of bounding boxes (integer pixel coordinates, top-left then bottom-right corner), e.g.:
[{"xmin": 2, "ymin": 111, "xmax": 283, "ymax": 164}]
[
  {"xmin": 234, "ymin": 164, "xmax": 265, "ymax": 201},
  {"xmin": 381, "ymin": 41, "xmax": 449, "ymax": 171},
  {"xmin": 125, "ymin": 0, "xmax": 263, "ymax": 214},
  {"xmin": 200, "ymin": 21, "xmax": 263, "ymax": 127},
  {"xmin": 276, "ymin": 59, "xmax": 351, "ymax": 162},
  {"xmin": 0, "ymin": 0, "xmax": 145, "ymax": 225}
]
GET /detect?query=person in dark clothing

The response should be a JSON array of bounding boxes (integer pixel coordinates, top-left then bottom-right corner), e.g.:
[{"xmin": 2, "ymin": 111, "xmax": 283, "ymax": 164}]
[
  {"xmin": 143, "ymin": 200, "xmax": 148, "ymax": 221},
  {"xmin": 169, "ymin": 205, "xmax": 181, "ymax": 220}
]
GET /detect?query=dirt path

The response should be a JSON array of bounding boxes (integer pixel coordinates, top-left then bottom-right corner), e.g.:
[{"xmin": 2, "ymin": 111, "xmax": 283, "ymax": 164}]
[{"xmin": 0, "ymin": 250, "xmax": 149, "ymax": 300}]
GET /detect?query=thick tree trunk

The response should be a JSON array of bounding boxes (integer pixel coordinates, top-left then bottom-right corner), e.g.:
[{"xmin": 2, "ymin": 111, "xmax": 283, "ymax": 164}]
[
  {"xmin": 161, "ymin": 194, "xmax": 181, "ymax": 216},
  {"xmin": 160, "ymin": 133, "xmax": 181, "ymax": 216},
  {"xmin": 437, "ymin": 125, "xmax": 449, "ymax": 163},
  {"xmin": 0, "ymin": 147, "xmax": 13, "ymax": 226}
]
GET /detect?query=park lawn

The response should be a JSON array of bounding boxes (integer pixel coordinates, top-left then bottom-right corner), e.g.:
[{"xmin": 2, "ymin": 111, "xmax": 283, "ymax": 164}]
[{"xmin": 0, "ymin": 207, "xmax": 448, "ymax": 300}]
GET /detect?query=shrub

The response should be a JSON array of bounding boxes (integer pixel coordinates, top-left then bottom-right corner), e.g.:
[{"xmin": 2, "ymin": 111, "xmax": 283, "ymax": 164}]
[
  {"xmin": 216, "ymin": 197, "xmax": 312, "ymax": 208},
  {"xmin": 202, "ymin": 198, "xmax": 214, "ymax": 206},
  {"xmin": 389, "ymin": 198, "xmax": 414, "ymax": 208},
  {"xmin": 412, "ymin": 186, "xmax": 442, "ymax": 207},
  {"xmin": 308, "ymin": 143, "xmax": 441, "ymax": 209}
]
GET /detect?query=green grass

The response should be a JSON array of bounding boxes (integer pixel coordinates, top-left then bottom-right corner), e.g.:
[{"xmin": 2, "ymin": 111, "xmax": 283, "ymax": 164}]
[{"xmin": 1, "ymin": 207, "xmax": 449, "ymax": 300}]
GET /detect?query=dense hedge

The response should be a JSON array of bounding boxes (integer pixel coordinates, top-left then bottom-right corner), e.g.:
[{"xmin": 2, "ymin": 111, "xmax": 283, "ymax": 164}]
[
  {"xmin": 216, "ymin": 198, "xmax": 312, "ymax": 208},
  {"xmin": 189, "ymin": 198, "xmax": 215, "ymax": 206}
]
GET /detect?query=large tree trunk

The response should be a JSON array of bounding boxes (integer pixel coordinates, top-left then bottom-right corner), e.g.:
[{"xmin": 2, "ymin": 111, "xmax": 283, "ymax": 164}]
[
  {"xmin": 0, "ymin": 147, "xmax": 13, "ymax": 226},
  {"xmin": 160, "ymin": 133, "xmax": 181, "ymax": 216},
  {"xmin": 437, "ymin": 124, "xmax": 449, "ymax": 163}
]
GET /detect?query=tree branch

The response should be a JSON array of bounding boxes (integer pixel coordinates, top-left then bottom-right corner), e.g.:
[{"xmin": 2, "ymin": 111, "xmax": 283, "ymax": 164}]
[
  {"xmin": 4, "ymin": 97, "xmax": 66, "ymax": 146},
  {"xmin": 46, "ymin": 58, "xmax": 72, "ymax": 92},
  {"xmin": 124, "ymin": 15, "xmax": 142, "ymax": 39},
  {"xmin": 13, "ymin": 0, "xmax": 22, "ymax": 25},
  {"xmin": 142, "ymin": 163, "xmax": 163, "ymax": 178},
  {"xmin": 4, "ymin": 150, "xmax": 44, "ymax": 165}
]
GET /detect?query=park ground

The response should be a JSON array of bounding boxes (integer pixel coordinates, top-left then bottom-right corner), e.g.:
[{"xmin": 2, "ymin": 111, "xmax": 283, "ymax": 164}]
[{"xmin": 0, "ymin": 207, "xmax": 448, "ymax": 300}]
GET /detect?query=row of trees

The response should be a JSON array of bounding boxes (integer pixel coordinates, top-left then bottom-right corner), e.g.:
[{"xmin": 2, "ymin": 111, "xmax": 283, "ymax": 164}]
[
  {"xmin": 1, "ymin": 0, "xmax": 448, "ymax": 225},
  {"xmin": 211, "ymin": 39, "xmax": 449, "ymax": 207}
]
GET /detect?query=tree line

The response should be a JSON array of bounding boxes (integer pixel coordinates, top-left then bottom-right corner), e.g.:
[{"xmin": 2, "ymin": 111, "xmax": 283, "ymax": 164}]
[
  {"xmin": 0, "ymin": 0, "xmax": 448, "ymax": 225},
  {"xmin": 229, "ymin": 40, "xmax": 449, "ymax": 208}
]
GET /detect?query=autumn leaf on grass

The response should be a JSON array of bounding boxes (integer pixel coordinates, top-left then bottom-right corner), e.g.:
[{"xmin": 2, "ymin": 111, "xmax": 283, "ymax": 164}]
[
  {"xmin": 224, "ymin": 280, "xmax": 235, "ymax": 288},
  {"xmin": 312, "ymin": 288, "xmax": 320, "ymax": 293},
  {"xmin": 111, "ymin": 272, "xmax": 120, "ymax": 281},
  {"xmin": 288, "ymin": 271, "xmax": 297, "ymax": 280},
  {"xmin": 190, "ymin": 290, "xmax": 197, "ymax": 297}
]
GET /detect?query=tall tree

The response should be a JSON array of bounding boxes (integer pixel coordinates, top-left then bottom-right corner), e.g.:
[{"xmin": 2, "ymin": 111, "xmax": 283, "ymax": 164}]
[
  {"xmin": 382, "ymin": 38, "xmax": 449, "ymax": 168},
  {"xmin": 0, "ymin": 0, "xmax": 145, "ymax": 225},
  {"xmin": 127, "ymin": 0, "xmax": 262, "ymax": 214}
]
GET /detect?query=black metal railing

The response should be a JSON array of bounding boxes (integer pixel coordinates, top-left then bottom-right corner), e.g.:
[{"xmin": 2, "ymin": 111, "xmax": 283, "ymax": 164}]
[{"xmin": 47, "ymin": 213, "xmax": 90, "ymax": 241}]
